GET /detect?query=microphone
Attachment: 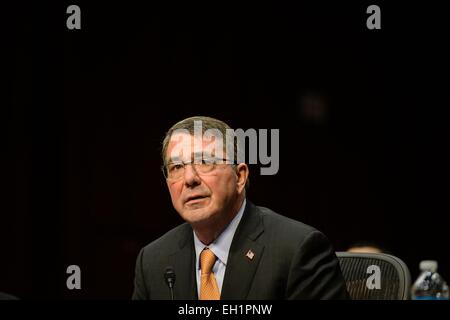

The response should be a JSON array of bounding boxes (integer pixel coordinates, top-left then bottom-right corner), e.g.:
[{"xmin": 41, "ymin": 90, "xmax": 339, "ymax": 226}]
[{"xmin": 164, "ymin": 266, "xmax": 176, "ymax": 300}]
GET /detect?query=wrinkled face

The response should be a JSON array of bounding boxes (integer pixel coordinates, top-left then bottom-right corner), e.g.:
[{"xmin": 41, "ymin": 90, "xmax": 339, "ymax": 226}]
[{"xmin": 165, "ymin": 132, "xmax": 246, "ymax": 227}]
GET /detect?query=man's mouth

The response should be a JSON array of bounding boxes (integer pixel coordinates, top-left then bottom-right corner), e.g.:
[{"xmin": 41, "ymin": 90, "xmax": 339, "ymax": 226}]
[{"xmin": 185, "ymin": 195, "xmax": 209, "ymax": 204}]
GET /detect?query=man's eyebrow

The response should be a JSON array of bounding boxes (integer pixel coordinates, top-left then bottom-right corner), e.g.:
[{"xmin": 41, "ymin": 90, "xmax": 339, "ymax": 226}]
[
  {"xmin": 168, "ymin": 156, "xmax": 182, "ymax": 163},
  {"xmin": 200, "ymin": 149, "xmax": 216, "ymax": 156}
]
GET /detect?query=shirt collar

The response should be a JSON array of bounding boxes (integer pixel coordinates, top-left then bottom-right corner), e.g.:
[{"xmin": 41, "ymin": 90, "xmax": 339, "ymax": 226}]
[{"xmin": 193, "ymin": 198, "xmax": 246, "ymax": 268}]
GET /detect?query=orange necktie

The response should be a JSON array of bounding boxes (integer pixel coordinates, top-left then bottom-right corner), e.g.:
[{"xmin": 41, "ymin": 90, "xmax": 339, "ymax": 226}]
[{"xmin": 199, "ymin": 248, "xmax": 220, "ymax": 300}]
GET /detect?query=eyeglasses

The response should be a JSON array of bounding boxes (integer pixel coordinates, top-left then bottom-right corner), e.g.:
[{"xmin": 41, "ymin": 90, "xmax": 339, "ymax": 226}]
[{"xmin": 162, "ymin": 157, "xmax": 235, "ymax": 181}]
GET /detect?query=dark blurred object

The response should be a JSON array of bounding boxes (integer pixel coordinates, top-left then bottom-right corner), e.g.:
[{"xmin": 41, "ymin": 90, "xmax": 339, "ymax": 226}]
[
  {"xmin": 297, "ymin": 91, "xmax": 329, "ymax": 126},
  {"xmin": 347, "ymin": 241, "xmax": 391, "ymax": 254},
  {"xmin": 0, "ymin": 292, "xmax": 19, "ymax": 300}
]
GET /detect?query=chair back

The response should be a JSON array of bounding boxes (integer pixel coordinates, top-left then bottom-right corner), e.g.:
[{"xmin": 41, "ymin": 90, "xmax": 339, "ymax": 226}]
[{"xmin": 336, "ymin": 252, "xmax": 411, "ymax": 299}]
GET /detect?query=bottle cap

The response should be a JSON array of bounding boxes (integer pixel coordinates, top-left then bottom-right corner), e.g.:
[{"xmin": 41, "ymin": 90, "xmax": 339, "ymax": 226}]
[{"xmin": 420, "ymin": 260, "xmax": 438, "ymax": 272}]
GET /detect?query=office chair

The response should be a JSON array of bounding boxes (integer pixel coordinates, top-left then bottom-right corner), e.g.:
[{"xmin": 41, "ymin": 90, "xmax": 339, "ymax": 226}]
[{"xmin": 336, "ymin": 252, "xmax": 411, "ymax": 300}]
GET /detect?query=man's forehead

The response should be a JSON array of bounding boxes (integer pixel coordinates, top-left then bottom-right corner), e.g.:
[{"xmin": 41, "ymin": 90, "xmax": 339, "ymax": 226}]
[
  {"xmin": 169, "ymin": 132, "xmax": 200, "ymax": 142},
  {"xmin": 166, "ymin": 132, "xmax": 227, "ymax": 161},
  {"xmin": 168, "ymin": 152, "xmax": 204, "ymax": 163},
  {"xmin": 168, "ymin": 133, "xmax": 221, "ymax": 148}
]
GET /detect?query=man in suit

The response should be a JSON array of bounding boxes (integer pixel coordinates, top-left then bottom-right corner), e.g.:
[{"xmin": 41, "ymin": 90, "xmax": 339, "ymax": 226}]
[{"xmin": 132, "ymin": 116, "xmax": 349, "ymax": 300}]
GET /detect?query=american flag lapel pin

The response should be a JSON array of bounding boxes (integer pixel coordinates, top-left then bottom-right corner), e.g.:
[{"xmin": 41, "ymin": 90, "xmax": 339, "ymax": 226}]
[{"xmin": 245, "ymin": 249, "xmax": 255, "ymax": 260}]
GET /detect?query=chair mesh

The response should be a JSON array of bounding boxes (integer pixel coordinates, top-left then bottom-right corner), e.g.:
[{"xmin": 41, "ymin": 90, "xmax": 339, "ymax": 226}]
[{"xmin": 338, "ymin": 256, "xmax": 403, "ymax": 299}]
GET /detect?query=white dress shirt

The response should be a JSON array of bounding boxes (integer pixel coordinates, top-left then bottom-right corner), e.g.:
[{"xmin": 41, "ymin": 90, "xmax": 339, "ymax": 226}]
[{"xmin": 193, "ymin": 198, "xmax": 246, "ymax": 298}]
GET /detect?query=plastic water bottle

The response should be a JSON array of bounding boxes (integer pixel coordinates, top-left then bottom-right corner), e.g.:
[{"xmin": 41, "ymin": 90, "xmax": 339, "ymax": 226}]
[{"xmin": 411, "ymin": 260, "xmax": 449, "ymax": 300}]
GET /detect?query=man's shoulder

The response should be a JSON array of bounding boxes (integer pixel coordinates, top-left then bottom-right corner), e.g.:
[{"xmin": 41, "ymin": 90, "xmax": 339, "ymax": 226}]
[
  {"xmin": 252, "ymin": 204, "xmax": 321, "ymax": 242},
  {"xmin": 140, "ymin": 222, "xmax": 191, "ymax": 256}
]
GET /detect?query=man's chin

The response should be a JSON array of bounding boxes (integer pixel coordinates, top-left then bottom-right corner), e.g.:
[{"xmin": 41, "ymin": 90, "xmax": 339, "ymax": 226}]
[{"xmin": 181, "ymin": 207, "xmax": 215, "ymax": 225}]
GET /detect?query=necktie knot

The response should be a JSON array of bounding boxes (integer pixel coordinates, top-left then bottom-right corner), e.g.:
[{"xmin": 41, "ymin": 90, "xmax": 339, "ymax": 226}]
[{"xmin": 200, "ymin": 248, "xmax": 217, "ymax": 275}]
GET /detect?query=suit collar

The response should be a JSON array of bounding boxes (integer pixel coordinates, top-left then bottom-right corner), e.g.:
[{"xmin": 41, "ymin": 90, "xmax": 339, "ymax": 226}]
[
  {"xmin": 221, "ymin": 201, "xmax": 265, "ymax": 299},
  {"xmin": 169, "ymin": 224, "xmax": 197, "ymax": 299}
]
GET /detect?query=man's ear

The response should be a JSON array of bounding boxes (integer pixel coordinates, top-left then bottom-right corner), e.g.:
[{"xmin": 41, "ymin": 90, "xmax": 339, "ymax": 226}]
[{"xmin": 235, "ymin": 163, "xmax": 249, "ymax": 194}]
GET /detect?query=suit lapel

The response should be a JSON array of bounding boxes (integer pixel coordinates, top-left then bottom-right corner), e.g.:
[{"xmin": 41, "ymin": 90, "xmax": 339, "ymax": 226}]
[
  {"xmin": 168, "ymin": 224, "xmax": 198, "ymax": 300},
  {"xmin": 221, "ymin": 202, "xmax": 265, "ymax": 300}
]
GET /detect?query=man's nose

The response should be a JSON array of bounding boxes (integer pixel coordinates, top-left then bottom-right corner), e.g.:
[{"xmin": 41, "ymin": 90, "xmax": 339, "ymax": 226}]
[{"xmin": 183, "ymin": 164, "xmax": 201, "ymax": 187}]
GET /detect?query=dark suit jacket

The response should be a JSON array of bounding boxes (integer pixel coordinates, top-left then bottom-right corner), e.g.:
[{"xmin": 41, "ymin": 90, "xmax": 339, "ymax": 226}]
[{"xmin": 132, "ymin": 201, "xmax": 349, "ymax": 299}]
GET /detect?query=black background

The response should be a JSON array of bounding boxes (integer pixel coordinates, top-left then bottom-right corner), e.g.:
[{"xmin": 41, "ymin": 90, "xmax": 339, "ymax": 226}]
[{"xmin": 3, "ymin": 1, "xmax": 449, "ymax": 299}]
